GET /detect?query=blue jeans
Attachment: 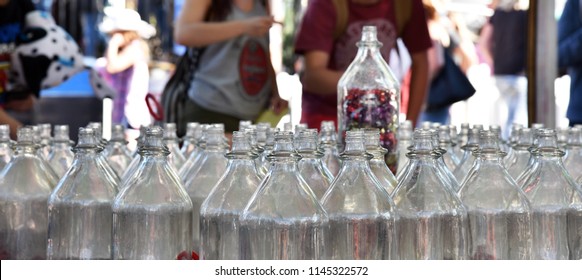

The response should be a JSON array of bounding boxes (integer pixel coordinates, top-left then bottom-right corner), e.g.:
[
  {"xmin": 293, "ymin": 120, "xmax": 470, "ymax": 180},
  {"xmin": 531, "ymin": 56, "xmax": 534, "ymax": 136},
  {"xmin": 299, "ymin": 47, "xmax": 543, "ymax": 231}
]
[
  {"xmin": 494, "ymin": 75, "xmax": 528, "ymax": 139},
  {"xmin": 419, "ymin": 105, "xmax": 451, "ymax": 125}
]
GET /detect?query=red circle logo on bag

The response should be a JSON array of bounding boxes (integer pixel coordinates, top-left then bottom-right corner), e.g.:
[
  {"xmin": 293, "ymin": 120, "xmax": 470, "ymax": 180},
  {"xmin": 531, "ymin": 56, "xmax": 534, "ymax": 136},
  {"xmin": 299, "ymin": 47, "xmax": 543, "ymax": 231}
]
[{"xmin": 239, "ymin": 39, "xmax": 268, "ymax": 96}]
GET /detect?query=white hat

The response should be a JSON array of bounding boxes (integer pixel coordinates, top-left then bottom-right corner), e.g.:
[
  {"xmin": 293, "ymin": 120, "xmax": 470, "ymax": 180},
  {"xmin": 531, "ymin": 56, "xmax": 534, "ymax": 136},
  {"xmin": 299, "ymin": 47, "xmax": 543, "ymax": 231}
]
[{"xmin": 98, "ymin": 7, "xmax": 156, "ymax": 39}]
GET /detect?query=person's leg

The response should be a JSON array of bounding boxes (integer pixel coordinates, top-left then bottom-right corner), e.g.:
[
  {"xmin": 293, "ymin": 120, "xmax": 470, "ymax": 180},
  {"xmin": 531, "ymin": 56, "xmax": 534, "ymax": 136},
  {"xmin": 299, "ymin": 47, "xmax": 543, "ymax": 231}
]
[{"xmin": 418, "ymin": 106, "xmax": 451, "ymax": 126}]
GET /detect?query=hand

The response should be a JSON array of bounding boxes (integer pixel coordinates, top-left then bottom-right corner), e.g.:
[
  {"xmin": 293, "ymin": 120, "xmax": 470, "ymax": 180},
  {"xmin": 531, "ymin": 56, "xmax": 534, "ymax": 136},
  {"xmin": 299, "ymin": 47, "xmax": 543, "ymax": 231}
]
[
  {"xmin": 243, "ymin": 16, "xmax": 274, "ymax": 37},
  {"xmin": 270, "ymin": 93, "xmax": 288, "ymax": 115},
  {"xmin": 109, "ymin": 33, "xmax": 126, "ymax": 47}
]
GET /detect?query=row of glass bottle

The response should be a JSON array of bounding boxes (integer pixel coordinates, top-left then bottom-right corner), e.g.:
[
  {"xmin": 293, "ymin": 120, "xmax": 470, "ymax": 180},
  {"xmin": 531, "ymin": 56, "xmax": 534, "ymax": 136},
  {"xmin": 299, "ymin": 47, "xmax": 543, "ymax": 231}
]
[{"xmin": 0, "ymin": 120, "xmax": 581, "ymax": 260}]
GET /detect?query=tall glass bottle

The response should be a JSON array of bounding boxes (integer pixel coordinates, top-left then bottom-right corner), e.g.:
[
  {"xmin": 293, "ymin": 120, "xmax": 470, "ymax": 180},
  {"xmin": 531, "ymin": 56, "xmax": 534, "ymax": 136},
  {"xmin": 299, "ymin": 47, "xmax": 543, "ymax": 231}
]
[
  {"xmin": 507, "ymin": 128, "xmax": 534, "ymax": 180},
  {"xmin": 321, "ymin": 130, "xmax": 398, "ymax": 260},
  {"xmin": 47, "ymin": 128, "xmax": 119, "ymax": 259},
  {"xmin": 337, "ymin": 25, "xmax": 400, "ymax": 171},
  {"xmin": 392, "ymin": 129, "xmax": 468, "ymax": 260},
  {"xmin": 455, "ymin": 123, "xmax": 470, "ymax": 159},
  {"xmin": 38, "ymin": 123, "xmax": 52, "ymax": 160},
  {"xmin": 47, "ymin": 125, "xmax": 74, "ymax": 178},
  {"xmin": 0, "ymin": 127, "xmax": 58, "ymax": 259},
  {"xmin": 121, "ymin": 126, "xmax": 148, "ymax": 184},
  {"xmin": 163, "ymin": 123, "xmax": 186, "ymax": 171},
  {"xmin": 453, "ymin": 127, "xmax": 481, "ymax": 183},
  {"xmin": 458, "ymin": 130, "xmax": 532, "ymax": 259},
  {"xmin": 103, "ymin": 124, "xmax": 133, "ymax": 177},
  {"xmin": 319, "ymin": 121, "xmax": 341, "ymax": 176},
  {"xmin": 438, "ymin": 125, "xmax": 460, "ymax": 172},
  {"xmin": 364, "ymin": 128, "xmax": 397, "ymax": 194},
  {"xmin": 295, "ymin": 129, "xmax": 334, "ymax": 199},
  {"xmin": 563, "ymin": 127, "xmax": 582, "ymax": 180},
  {"xmin": 518, "ymin": 129, "xmax": 582, "ymax": 259},
  {"xmin": 396, "ymin": 121, "xmax": 413, "ymax": 177},
  {"xmin": 257, "ymin": 127, "xmax": 278, "ymax": 178},
  {"xmin": 239, "ymin": 131, "xmax": 328, "ymax": 260},
  {"xmin": 183, "ymin": 125, "xmax": 228, "ymax": 255},
  {"xmin": 199, "ymin": 131, "xmax": 261, "ymax": 260},
  {"xmin": 112, "ymin": 126, "xmax": 193, "ymax": 259},
  {"xmin": 0, "ymin": 124, "xmax": 13, "ymax": 170},
  {"xmin": 180, "ymin": 122, "xmax": 200, "ymax": 158}
]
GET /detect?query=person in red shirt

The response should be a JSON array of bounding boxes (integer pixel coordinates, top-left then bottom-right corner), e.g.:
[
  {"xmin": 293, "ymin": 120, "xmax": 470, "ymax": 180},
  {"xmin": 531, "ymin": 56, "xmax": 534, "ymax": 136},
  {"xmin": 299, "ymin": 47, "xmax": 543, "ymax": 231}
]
[{"xmin": 294, "ymin": 0, "xmax": 432, "ymax": 129}]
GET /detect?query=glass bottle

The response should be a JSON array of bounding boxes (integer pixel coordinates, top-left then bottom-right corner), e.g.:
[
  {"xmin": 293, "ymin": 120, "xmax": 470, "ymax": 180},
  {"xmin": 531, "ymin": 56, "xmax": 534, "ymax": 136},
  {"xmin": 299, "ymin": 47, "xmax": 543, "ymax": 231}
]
[
  {"xmin": 438, "ymin": 125, "xmax": 461, "ymax": 172},
  {"xmin": 199, "ymin": 131, "xmax": 261, "ymax": 260},
  {"xmin": 563, "ymin": 127, "xmax": 582, "ymax": 180},
  {"xmin": 0, "ymin": 127, "xmax": 58, "ymax": 259},
  {"xmin": 257, "ymin": 127, "xmax": 278, "ymax": 178},
  {"xmin": 47, "ymin": 128, "xmax": 119, "ymax": 259},
  {"xmin": 183, "ymin": 125, "xmax": 228, "ymax": 255},
  {"xmin": 39, "ymin": 123, "xmax": 52, "ymax": 160},
  {"xmin": 364, "ymin": 128, "xmax": 397, "ymax": 195},
  {"xmin": 112, "ymin": 126, "xmax": 193, "ymax": 259},
  {"xmin": 0, "ymin": 124, "xmax": 13, "ymax": 170},
  {"xmin": 178, "ymin": 124, "xmax": 209, "ymax": 182},
  {"xmin": 396, "ymin": 121, "xmax": 413, "ymax": 177},
  {"xmin": 392, "ymin": 129, "xmax": 468, "ymax": 260},
  {"xmin": 180, "ymin": 122, "xmax": 200, "ymax": 158},
  {"xmin": 46, "ymin": 125, "xmax": 74, "ymax": 178},
  {"xmin": 163, "ymin": 123, "xmax": 186, "ymax": 171},
  {"xmin": 431, "ymin": 129, "xmax": 461, "ymax": 193},
  {"xmin": 121, "ymin": 126, "xmax": 148, "ymax": 184},
  {"xmin": 239, "ymin": 131, "xmax": 328, "ymax": 260},
  {"xmin": 507, "ymin": 128, "xmax": 534, "ymax": 180},
  {"xmin": 319, "ymin": 121, "xmax": 341, "ymax": 176},
  {"xmin": 321, "ymin": 130, "xmax": 398, "ymax": 260},
  {"xmin": 453, "ymin": 127, "xmax": 481, "ymax": 183},
  {"xmin": 337, "ymin": 25, "xmax": 400, "ymax": 172},
  {"xmin": 295, "ymin": 129, "xmax": 334, "ymax": 199},
  {"xmin": 455, "ymin": 123, "xmax": 470, "ymax": 159},
  {"xmin": 557, "ymin": 127, "xmax": 570, "ymax": 151},
  {"xmin": 103, "ymin": 124, "xmax": 133, "ymax": 177},
  {"xmin": 458, "ymin": 130, "xmax": 532, "ymax": 260},
  {"xmin": 518, "ymin": 129, "xmax": 582, "ymax": 259}
]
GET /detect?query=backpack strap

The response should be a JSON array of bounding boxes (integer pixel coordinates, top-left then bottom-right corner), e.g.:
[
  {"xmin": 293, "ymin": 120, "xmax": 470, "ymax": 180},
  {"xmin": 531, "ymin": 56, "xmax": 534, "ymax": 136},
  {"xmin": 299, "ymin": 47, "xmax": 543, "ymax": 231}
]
[{"xmin": 332, "ymin": 0, "xmax": 412, "ymax": 40}]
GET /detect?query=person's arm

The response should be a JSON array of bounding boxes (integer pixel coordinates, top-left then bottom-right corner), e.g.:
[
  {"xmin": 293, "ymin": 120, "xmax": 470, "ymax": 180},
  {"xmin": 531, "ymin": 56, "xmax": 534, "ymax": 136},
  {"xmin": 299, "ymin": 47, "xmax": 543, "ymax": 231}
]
[
  {"xmin": 105, "ymin": 36, "xmax": 143, "ymax": 74},
  {"xmin": 301, "ymin": 51, "xmax": 343, "ymax": 95},
  {"xmin": 0, "ymin": 108, "xmax": 22, "ymax": 140},
  {"xmin": 557, "ymin": 0, "xmax": 582, "ymax": 68},
  {"xmin": 477, "ymin": 22, "xmax": 494, "ymax": 68},
  {"xmin": 407, "ymin": 50, "xmax": 430, "ymax": 127},
  {"xmin": 427, "ymin": 39, "xmax": 445, "ymax": 81},
  {"xmin": 174, "ymin": 0, "xmax": 274, "ymax": 48}
]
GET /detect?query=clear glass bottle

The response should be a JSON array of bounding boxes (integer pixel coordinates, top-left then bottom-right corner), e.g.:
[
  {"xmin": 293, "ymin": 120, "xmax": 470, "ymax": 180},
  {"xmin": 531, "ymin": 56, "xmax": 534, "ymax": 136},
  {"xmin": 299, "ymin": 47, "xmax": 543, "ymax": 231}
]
[
  {"xmin": 563, "ymin": 127, "xmax": 582, "ymax": 180},
  {"xmin": 507, "ymin": 128, "xmax": 534, "ymax": 180},
  {"xmin": 199, "ymin": 131, "xmax": 261, "ymax": 260},
  {"xmin": 321, "ymin": 130, "xmax": 398, "ymax": 260},
  {"xmin": 295, "ymin": 129, "xmax": 334, "ymax": 199},
  {"xmin": 103, "ymin": 124, "xmax": 133, "ymax": 177},
  {"xmin": 121, "ymin": 126, "xmax": 148, "ymax": 184},
  {"xmin": 557, "ymin": 127, "xmax": 570, "ymax": 150},
  {"xmin": 47, "ymin": 128, "xmax": 119, "ymax": 259},
  {"xmin": 455, "ymin": 123, "xmax": 470, "ymax": 160},
  {"xmin": 364, "ymin": 128, "xmax": 397, "ymax": 195},
  {"xmin": 183, "ymin": 125, "xmax": 228, "ymax": 255},
  {"xmin": 431, "ymin": 129, "xmax": 462, "ymax": 193},
  {"xmin": 46, "ymin": 125, "xmax": 75, "ymax": 178},
  {"xmin": 257, "ymin": 127, "xmax": 278, "ymax": 178},
  {"xmin": 458, "ymin": 130, "xmax": 532, "ymax": 260},
  {"xmin": 112, "ymin": 126, "xmax": 193, "ymax": 260},
  {"xmin": 163, "ymin": 123, "xmax": 186, "ymax": 171},
  {"xmin": 438, "ymin": 125, "xmax": 461, "ymax": 172},
  {"xmin": 0, "ymin": 127, "xmax": 58, "ymax": 259},
  {"xmin": 178, "ymin": 124, "xmax": 208, "ymax": 182},
  {"xmin": 0, "ymin": 124, "xmax": 13, "ymax": 170},
  {"xmin": 337, "ymin": 25, "xmax": 400, "ymax": 172},
  {"xmin": 396, "ymin": 121, "xmax": 413, "ymax": 177},
  {"xmin": 453, "ymin": 127, "xmax": 481, "ymax": 184},
  {"xmin": 239, "ymin": 131, "xmax": 328, "ymax": 260},
  {"xmin": 392, "ymin": 129, "xmax": 468, "ymax": 260},
  {"xmin": 180, "ymin": 122, "xmax": 200, "ymax": 159},
  {"xmin": 39, "ymin": 123, "xmax": 53, "ymax": 160},
  {"xmin": 518, "ymin": 129, "xmax": 582, "ymax": 260},
  {"xmin": 319, "ymin": 121, "xmax": 341, "ymax": 176}
]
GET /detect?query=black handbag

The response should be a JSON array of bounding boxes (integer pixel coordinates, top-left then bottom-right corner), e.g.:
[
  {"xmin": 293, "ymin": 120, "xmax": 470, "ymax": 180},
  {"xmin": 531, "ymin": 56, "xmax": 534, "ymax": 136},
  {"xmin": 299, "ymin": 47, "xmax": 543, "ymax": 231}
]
[
  {"xmin": 160, "ymin": 48, "xmax": 203, "ymax": 137},
  {"xmin": 427, "ymin": 51, "xmax": 476, "ymax": 110}
]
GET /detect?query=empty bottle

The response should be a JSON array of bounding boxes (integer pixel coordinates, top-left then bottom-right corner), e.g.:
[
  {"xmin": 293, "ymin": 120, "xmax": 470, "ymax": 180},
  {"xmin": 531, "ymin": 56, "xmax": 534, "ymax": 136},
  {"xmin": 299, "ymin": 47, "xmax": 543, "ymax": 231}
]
[
  {"xmin": 295, "ymin": 129, "xmax": 334, "ymax": 199},
  {"xmin": 392, "ymin": 129, "xmax": 468, "ymax": 260},
  {"xmin": 183, "ymin": 125, "xmax": 228, "ymax": 255},
  {"xmin": 0, "ymin": 124, "xmax": 13, "ymax": 170},
  {"xmin": 163, "ymin": 123, "xmax": 186, "ymax": 171},
  {"xmin": 364, "ymin": 128, "xmax": 397, "ymax": 195},
  {"xmin": 112, "ymin": 126, "xmax": 193, "ymax": 259},
  {"xmin": 319, "ymin": 121, "xmax": 341, "ymax": 176},
  {"xmin": 47, "ymin": 128, "xmax": 119, "ymax": 259},
  {"xmin": 0, "ymin": 127, "xmax": 58, "ymax": 259},
  {"xmin": 180, "ymin": 122, "xmax": 200, "ymax": 159},
  {"xmin": 455, "ymin": 123, "xmax": 471, "ymax": 159},
  {"xmin": 519, "ymin": 129, "xmax": 582, "ymax": 259},
  {"xmin": 257, "ymin": 127, "xmax": 278, "ymax": 178},
  {"xmin": 438, "ymin": 125, "xmax": 461, "ymax": 173},
  {"xmin": 563, "ymin": 127, "xmax": 582, "ymax": 180},
  {"xmin": 103, "ymin": 124, "xmax": 133, "ymax": 177},
  {"xmin": 199, "ymin": 131, "xmax": 261, "ymax": 260},
  {"xmin": 240, "ymin": 131, "xmax": 328, "ymax": 260},
  {"xmin": 458, "ymin": 130, "xmax": 532, "ymax": 260},
  {"xmin": 321, "ymin": 130, "xmax": 398, "ymax": 260},
  {"xmin": 506, "ymin": 128, "xmax": 534, "ymax": 180},
  {"xmin": 396, "ymin": 121, "xmax": 413, "ymax": 177},
  {"xmin": 38, "ymin": 123, "xmax": 52, "ymax": 160},
  {"xmin": 454, "ymin": 127, "xmax": 481, "ymax": 183},
  {"xmin": 46, "ymin": 125, "xmax": 75, "ymax": 178}
]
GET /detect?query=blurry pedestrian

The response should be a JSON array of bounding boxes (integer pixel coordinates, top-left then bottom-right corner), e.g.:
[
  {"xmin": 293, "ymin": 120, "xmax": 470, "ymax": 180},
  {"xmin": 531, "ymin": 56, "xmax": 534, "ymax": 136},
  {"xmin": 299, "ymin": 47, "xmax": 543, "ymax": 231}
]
[{"xmin": 558, "ymin": 0, "xmax": 582, "ymax": 126}]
